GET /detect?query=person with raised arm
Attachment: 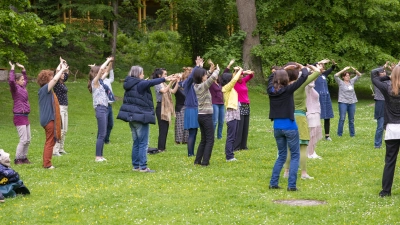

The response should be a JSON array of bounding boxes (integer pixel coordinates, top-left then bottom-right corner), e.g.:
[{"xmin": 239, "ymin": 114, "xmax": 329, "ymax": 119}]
[
  {"xmin": 37, "ymin": 61, "xmax": 69, "ymax": 169},
  {"xmin": 101, "ymin": 59, "xmax": 115, "ymax": 144},
  {"xmin": 172, "ymin": 68, "xmax": 191, "ymax": 145},
  {"xmin": 334, "ymin": 66, "xmax": 362, "ymax": 137},
  {"xmin": 117, "ymin": 66, "xmax": 176, "ymax": 172},
  {"xmin": 52, "ymin": 57, "xmax": 69, "ymax": 156},
  {"xmin": 87, "ymin": 57, "xmax": 114, "ymax": 162},
  {"xmin": 8, "ymin": 61, "xmax": 31, "ymax": 165}
]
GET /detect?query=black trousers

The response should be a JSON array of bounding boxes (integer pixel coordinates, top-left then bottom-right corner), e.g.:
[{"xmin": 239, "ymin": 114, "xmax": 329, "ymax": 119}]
[
  {"xmin": 156, "ymin": 102, "xmax": 169, "ymax": 150},
  {"xmin": 194, "ymin": 114, "xmax": 215, "ymax": 166},
  {"xmin": 234, "ymin": 114, "xmax": 249, "ymax": 150},
  {"xmin": 382, "ymin": 139, "xmax": 400, "ymax": 193},
  {"xmin": 324, "ymin": 119, "xmax": 331, "ymax": 136},
  {"xmin": 225, "ymin": 120, "xmax": 238, "ymax": 160}
]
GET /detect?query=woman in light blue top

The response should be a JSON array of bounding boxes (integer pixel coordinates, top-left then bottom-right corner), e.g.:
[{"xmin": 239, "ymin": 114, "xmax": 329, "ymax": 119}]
[{"xmin": 334, "ymin": 66, "xmax": 362, "ymax": 137}]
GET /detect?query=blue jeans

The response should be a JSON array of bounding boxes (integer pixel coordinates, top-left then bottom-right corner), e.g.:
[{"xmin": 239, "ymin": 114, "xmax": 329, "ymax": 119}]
[
  {"xmin": 338, "ymin": 102, "xmax": 356, "ymax": 137},
  {"xmin": 375, "ymin": 117, "xmax": 384, "ymax": 147},
  {"xmin": 129, "ymin": 121, "xmax": 149, "ymax": 170},
  {"xmin": 187, "ymin": 128, "xmax": 198, "ymax": 156},
  {"xmin": 95, "ymin": 105, "xmax": 108, "ymax": 157},
  {"xmin": 212, "ymin": 104, "xmax": 225, "ymax": 139},
  {"xmin": 105, "ymin": 104, "xmax": 114, "ymax": 143},
  {"xmin": 270, "ymin": 129, "xmax": 300, "ymax": 188}
]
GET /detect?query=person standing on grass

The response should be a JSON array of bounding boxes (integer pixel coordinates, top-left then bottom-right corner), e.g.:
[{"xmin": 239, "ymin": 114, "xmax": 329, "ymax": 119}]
[
  {"xmin": 372, "ymin": 64, "xmax": 389, "ymax": 149},
  {"xmin": 334, "ymin": 66, "xmax": 362, "ymax": 137},
  {"xmin": 372, "ymin": 61, "xmax": 400, "ymax": 197},
  {"xmin": 87, "ymin": 57, "xmax": 114, "ymax": 162},
  {"xmin": 102, "ymin": 60, "xmax": 115, "ymax": 145},
  {"xmin": 210, "ymin": 60, "xmax": 233, "ymax": 140},
  {"xmin": 221, "ymin": 66, "xmax": 243, "ymax": 162},
  {"xmin": 193, "ymin": 62, "xmax": 220, "ymax": 166},
  {"xmin": 306, "ymin": 81, "xmax": 323, "ymax": 159},
  {"xmin": 314, "ymin": 59, "xmax": 336, "ymax": 141},
  {"xmin": 8, "ymin": 61, "xmax": 32, "ymax": 165},
  {"xmin": 117, "ymin": 66, "xmax": 176, "ymax": 173},
  {"xmin": 267, "ymin": 65, "xmax": 310, "ymax": 191},
  {"xmin": 52, "ymin": 57, "xmax": 69, "ymax": 156},
  {"xmin": 182, "ymin": 57, "xmax": 204, "ymax": 157},
  {"xmin": 233, "ymin": 65, "xmax": 254, "ymax": 151},
  {"xmin": 172, "ymin": 68, "xmax": 191, "ymax": 145},
  {"xmin": 153, "ymin": 68, "xmax": 179, "ymax": 152},
  {"xmin": 37, "ymin": 62, "xmax": 69, "ymax": 169},
  {"xmin": 283, "ymin": 62, "xmax": 321, "ymax": 180}
]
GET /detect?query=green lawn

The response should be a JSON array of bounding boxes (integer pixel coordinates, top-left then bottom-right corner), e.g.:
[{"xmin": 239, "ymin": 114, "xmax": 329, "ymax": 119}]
[{"xmin": 0, "ymin": 77, "xmax": 399, "ymax": 224}]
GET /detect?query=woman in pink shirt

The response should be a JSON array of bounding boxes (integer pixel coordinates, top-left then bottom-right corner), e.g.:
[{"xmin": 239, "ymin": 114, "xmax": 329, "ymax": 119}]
[
  {"xmin": 233, "ymin": 70, "xmax": 254, "ymax": 151},
  {"xmin": 8, "ymin": 62, "xmax": 31, "ymax": 165}
]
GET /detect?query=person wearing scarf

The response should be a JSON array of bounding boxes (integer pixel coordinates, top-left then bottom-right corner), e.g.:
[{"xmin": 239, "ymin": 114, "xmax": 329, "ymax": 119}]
[{"xmin": 37, "ymin": 62, "xmax": 69, "ymax": 169}]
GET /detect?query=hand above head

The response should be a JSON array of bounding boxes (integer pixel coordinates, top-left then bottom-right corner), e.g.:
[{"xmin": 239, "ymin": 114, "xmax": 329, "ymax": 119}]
[
  {"xmin": 307, "ymin": 64, "xmax": 321, "ymax": 73},
  {"xmin": 88, "ymin": 63, "xmax": 96, "ymax": 67},
  {"xmin": 284, "ymin": 64, "xmax": 297, "ymax": 70},
  {"xmin": 60, "ymin": 62, "xmax": 69, "ymax": 72},
  {"xmin": 16, "ymin": 63, "xmax": 25, "ymax": 70},
  {"xmin": 228, "ymin": 59, "xmax": 235, "ymax": 66},
  {"xmin": 343, "ymin": 66, "xmax": 351, "ymax": 71},
  {"xmin": 9, "ymin": 61, "xmax": 15, "ymax": 70},
  {"xmin": 106, "ymin": 56, "xmax": 114, "ymax": 62},
  {"xmin": 215, "ymin": 64, "xmax": 220, "ymax": 72},
  {"xmin": 165, "ymin": 75, "xmax": 175, "ymax": 82},
  {"xmin": 295, "ymin": 62, "xmax": 304, "ymax": 70},
  {"xmin": 195, "ymin": 56, "xmax": 204, "ymax": 68},
  {"xmin": 318, "ymin": 59, "xmax": 330, "ymax": 64},
  {"xmin": 209, "ymin": 62, "xmax": 216, "ymax": 73},
  {"xmin": 331, "ymin": 59, "xmax": 337, "ymax": 65}
]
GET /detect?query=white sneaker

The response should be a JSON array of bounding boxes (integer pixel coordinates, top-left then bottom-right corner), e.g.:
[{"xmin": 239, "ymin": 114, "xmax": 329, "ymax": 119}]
[
  {"xmin": 301, "ymin": 174, "xmax": 314, "ymax": 180},
  {"xmin": 95, "ymin": 157, "xmax": 107, "ymax": 162},
  {"xmin": 325, "ymin": 137, "xmax": 332, "ymax": 141},
  {"xmin": 226, "ymin": 158, "xmax": 238, "ymax": 162},
  {"xmin": 312, "ymin": 153, "xmax": 322, "ymax": 159},
  {"xmin": 53, "ymin": 153, "xmax": 62, "ymax": 157}
]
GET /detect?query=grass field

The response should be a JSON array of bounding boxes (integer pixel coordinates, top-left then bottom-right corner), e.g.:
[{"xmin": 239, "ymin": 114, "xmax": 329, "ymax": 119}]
[{"xmin": 0, "ymin": 75, "xmax": 399, "ymax": 224}]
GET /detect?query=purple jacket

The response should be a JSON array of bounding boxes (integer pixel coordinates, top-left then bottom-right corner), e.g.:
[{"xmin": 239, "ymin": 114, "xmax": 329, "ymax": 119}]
[{"xmin": 9, "ymin": 70, "xmax": 30, "ymax": 114}]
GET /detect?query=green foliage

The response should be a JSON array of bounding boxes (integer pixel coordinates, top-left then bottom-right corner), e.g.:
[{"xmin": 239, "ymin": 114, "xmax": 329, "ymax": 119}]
[
  {"xmin": 203, "ymin": 30, "xmax": 246, "ymax": 66},
  {"xmin": 255, "ymin": 0, "xmax": 400, "ymax": 73},
  {"xmin": 0, "ymin": 1, "xmax": 64, "ymax": 65},
  {"xmin": 116, "ymin": 30, "xmax": 192, "ymax": 77}
]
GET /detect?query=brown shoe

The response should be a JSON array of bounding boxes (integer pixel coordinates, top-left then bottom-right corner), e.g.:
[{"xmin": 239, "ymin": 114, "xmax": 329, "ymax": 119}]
[
  {"xmin": 14, "ymin": 159, "xmax": 24, "ymax": 165},
  {"xmin": 21, "ymin": 158, "xmax": 32, "ymax": 164}
]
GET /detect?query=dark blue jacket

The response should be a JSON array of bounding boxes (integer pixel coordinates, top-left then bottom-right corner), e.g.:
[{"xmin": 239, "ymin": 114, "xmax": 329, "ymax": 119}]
[
  {"xmin": 0, "ymin": 164, "xmax": 20, "ymax": 184},
  {"xmin": 117, "ymin": 76, "xmax": 165, "ymax": 124}
]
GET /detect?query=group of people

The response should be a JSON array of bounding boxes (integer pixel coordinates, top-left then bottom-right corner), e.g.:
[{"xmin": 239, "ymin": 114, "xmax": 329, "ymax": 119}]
[{"xmin": 5, "ymin": 54, "xmax": 400, "ymax": 197}]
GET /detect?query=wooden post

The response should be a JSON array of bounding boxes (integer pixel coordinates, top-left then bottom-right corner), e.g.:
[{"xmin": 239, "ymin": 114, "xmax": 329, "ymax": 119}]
[
  {"xmin": 69, "ymin": 1, "xmax": 72, "ymax": 23},
  {"xmin": 138, "ymin": 0, "xmax": 142, "ymax": 29},
  {"xmin": 170, "ymin": 3, "xmax": 173, "ymax": 31},
  {"xmin": 143, "ymin": 0, "xmax": 147, "ymax": 33}
]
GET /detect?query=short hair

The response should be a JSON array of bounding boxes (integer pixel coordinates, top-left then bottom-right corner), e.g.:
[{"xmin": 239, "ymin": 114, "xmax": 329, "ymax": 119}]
[
  {"xmin": 341, "ymin": 72, "xmax": 351, "ymax": 79},
  {"xmin": 128, "ymin": 66, "xmax": 143, "ymax": 78},
  {"xmin": 221, "ymin": 73, "xmax": 232, "ymax": 87},
  {"xmin": 15, "ymin": 73, "xmax": 23, "ymax": 81},
  {"xmin": 193, "ymin": 68, "xmax": 207, "ymax": 84},
  {"xmin": 152, "ymin": 68, "xmax": 165, "ymax": 79},
  {"xmin": 37, "ymin": 70, "xmax": 54, "ymax": 87}
]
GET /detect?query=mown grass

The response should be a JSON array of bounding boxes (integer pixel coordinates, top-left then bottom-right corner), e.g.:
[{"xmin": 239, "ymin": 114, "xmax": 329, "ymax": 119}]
[{"xmin": 0, "ymin": 75, "xmax": 399, "ymax": 224}]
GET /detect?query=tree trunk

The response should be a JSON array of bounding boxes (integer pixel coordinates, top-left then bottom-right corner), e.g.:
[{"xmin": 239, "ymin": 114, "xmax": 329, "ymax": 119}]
[
  {"xmin": 111, "ymin": 0, "xmax": 118, "ymax": 60},
  {"xmin": 236, "ymin": 0, "xmax": 264, "ymax": 84}
]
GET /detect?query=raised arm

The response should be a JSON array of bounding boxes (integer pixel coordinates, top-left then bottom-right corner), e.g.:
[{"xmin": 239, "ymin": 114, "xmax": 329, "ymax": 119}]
[
  {"xmin": 48, "ymin": 63, "xmax": 69, "ymax": 92},
  {"xmin": 334, "ymin": 66, "xmax": 351, "ymax": 77},
  {"xmin": 101, "ymin": 60, "xmax": 114, "ymax": 80},
  {"xmin": 93, "ymin": 57, "xmax": 113, "ymax": 89},
  {"xmin": 170, "ymin": 76, "xmax": 181, "ymax": 94},
  {"xmin": 202, "ymin": 65, "xmax": 221, "ymax": 89},
  {"xmin": 8, "ymin": 61, "xmax": 17, "ymax": 91}
]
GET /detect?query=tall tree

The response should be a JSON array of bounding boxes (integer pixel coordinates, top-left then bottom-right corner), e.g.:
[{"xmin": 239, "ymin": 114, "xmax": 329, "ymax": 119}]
[
  {"xmin": 236, "ymin": 0, "xmax": 263, "ymax": 83},
  {"xmin": 111, "ymin": 0, "xmax": 118, "ymax": 58}
]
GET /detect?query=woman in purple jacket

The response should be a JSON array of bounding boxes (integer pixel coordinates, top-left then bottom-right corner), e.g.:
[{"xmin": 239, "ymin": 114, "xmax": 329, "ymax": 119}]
[{"xmin": 8, "ymin": 62, "xmax": 31, "ymax": 165}]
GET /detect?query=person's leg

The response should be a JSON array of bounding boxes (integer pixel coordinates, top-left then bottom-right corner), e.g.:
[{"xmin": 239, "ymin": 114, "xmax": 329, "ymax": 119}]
[
  {"xmin": 212, "ymin": 104, "xmax": 218, "ymax": 138},
  {"xmin": 381, "ymin": 139, "xmax": 400, "ymax": 194},
  {"xmin": 348, "ymin": 103, "xmax": 356, "ymax": 137},
  {"xmin": 137, "ymin": 123, "xmax": 149, "ymax": 170},
  {"xmin": 200, "ymin": 114, "xmax": 215, "ymax": 166},
  {"xmin": 58, "ymin": 105, "xmax": 68, "ymax": 152},
  {"xmin": 300, "ymin": 144, "xmax": 311, "ymax": 177},
  {"xmin": 130, "ymin": 122, "xmax": 140, "ymax": 169},
  {"xmin": 187, "ymin": 128, "xmax": 198, "ymax": 156},
  {"xmin": 155, "ymin": 103, "xmax": 163, "ymax": 150},
  {"xmin": 15, "ymin": 125, "xmax": 29, "ymax": 161},
  {"xmin": 269, "ymin": 129, "xmax": 288, "ymax": 187},
  {"xmin": 234, "ymin": 115, "xmax": 244, "ymax": 150},
  {"xmin": 95, "ymin": 106, "xmax": 108, "ymax": 158},
  {"xmin": 158, "ymin": 119, "xmax": 169, "ymax": 150},
  {"xmin": 23, "ymin": 124, "xmax": 31, "ymax": 160},
  {"xmin": 175, "ymin": 110, "xmax": 183, "ymax": 143},
  {"xmin": 105, "ymin": 104, "xmax": 113, "ymax": 144},
  {"xmin": 43, "ymin": 121, "xmax": 55, "ymax": 168},
  {"xmin": 324, "ymin": 119, "xmax": 331, "ymax": 139},
  {"xmin": 217, "ymin": 104, "xmax": 225, "ymax": 139},
  {"xmin": 241, "ymin": 114, "xmax": 250, "ymax": 149},
  {"xmin": 195, "ymin": 115, "xmax": 207, "ymax": 164},
  {"xmin": 225, "ymin": 120, "xmax": 238, "ymax": 160},
  {"xmin": 374, "ymin": 117, "xmax": 384, "ymax": 148},
  {"xmin": 337, "ymin": 103, "xmax": 346, "ymax": 136},
  {"xmin": 286, "ymin": 130, "xmax": 300, "ymax": 188}
]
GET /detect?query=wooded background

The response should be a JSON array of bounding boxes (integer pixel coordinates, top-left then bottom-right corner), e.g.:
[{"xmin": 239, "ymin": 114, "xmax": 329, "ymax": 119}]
[{"xmin": 1, "ymin": 0, "xmax": 399, "ymax": 84}]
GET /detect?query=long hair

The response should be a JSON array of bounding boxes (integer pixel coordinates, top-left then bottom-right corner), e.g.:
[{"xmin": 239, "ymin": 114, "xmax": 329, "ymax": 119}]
[
  {"xmin": 88, "ymin": 66, "xmax": 100, "ymax": 94},
  {"xmin": 391, "ymin": 65, "xmax": 400, "ymax": 96},
  {"xmin": 221, "ymin": 72, "xmax": 232, "ymax": 87},
  {"xmin": 273, "ymin": 70, "xmax": 289, "ymax": 93},
  {"xmin": 128, "ymin": 66, "xmax": 143, "ymax": 78},
  {"xmin": 193, "ymin": 68, "xmax": 207, "ymax": 84},
  {"xmin": 284, "ymin": 62, "xmax": 299, "ymax": 82},
  {"xmin": 37, "ymin": 70, "xmax": 54, "ymax": 87}
]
